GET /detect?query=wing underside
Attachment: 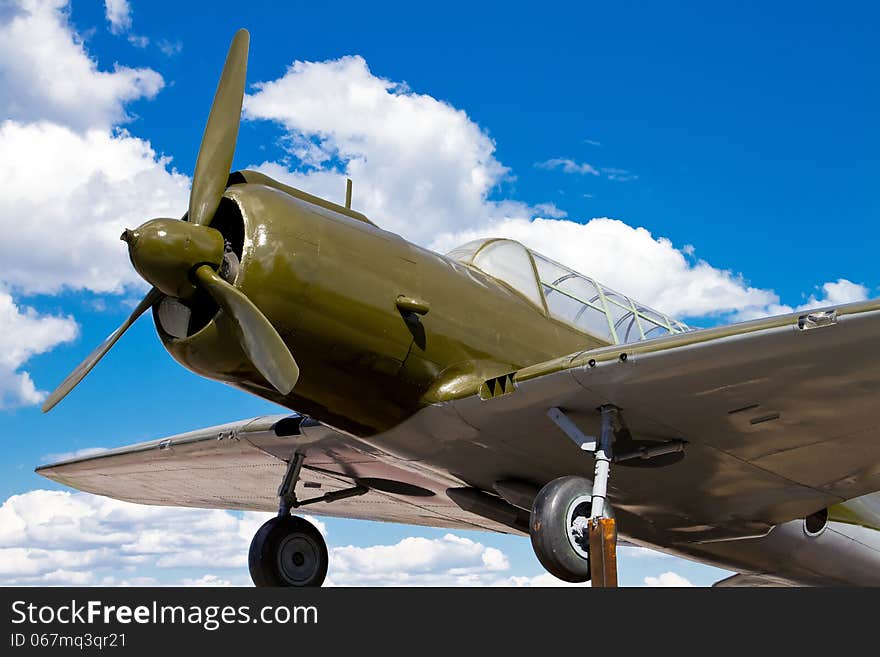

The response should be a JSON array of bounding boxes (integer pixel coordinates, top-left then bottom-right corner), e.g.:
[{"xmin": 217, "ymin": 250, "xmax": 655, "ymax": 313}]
[
  {"xmin": 36, "ymin": 415, "xmax": 519, "ymax": 535},
  {"xmin": 445, "ymin": 300, "xmax": 880, "ymax": 540}
]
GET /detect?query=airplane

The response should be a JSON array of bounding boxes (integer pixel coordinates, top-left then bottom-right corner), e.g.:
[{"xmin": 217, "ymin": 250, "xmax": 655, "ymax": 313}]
[{"xmin": 36, "ymin": 29, "xmax": 880, "ymax": 587}]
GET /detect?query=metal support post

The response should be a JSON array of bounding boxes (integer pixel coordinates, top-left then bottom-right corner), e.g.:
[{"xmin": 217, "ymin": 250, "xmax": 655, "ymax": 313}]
[
  {"xmin": 590, "ymin": 405, "xmax": 618, "ymax": 587},
  {"xmin": 277, "ymin": 451, "xmax": 305, "ymax": 517},
  {"xmin": 590, "ymin": 405, "xmax": 617, "ymax": 520}
]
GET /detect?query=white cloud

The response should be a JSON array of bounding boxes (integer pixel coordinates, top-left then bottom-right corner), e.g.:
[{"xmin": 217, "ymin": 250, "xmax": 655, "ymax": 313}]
[
  {"xmin": 493, "ymin": 573, "xmax": 584, "ymax": 587},
  {"xmin": 810, "ymin": 279, "xmax": 870, "ymax": 305},
  {"xmin": 327, "ymin": 533, "xmax": 510, "ymax": 586},
  {"xmin": 0, "ymin": 490, "xmax": 272, "ymax": 584},
  {"xmin": 0, "ymin": 0, "xmax": 163, "ymax": 131},
  {"xmin": 157, "ymin": 38, "xmax": 182, "ymax": 57},
  {"xmin": 1, "ymin": 491, "xmax": 514, "ymax": 586},
  {"xmin": 535, "ymin": 158, "xmax": 600, "ymax": 175},
  {"xmin": 127, "ymin": 34, "xmax": 149, "ymax": 48},
  {"xmin": 181, "ymin": 574, "xmax": 240, "ymax": 587},
  {"xmin": 244, "ymin": 55, "xmax": 849, "ymax": 323},
  {"xmin": 0, "ymin": 121, "xmax": 190, "ymax": 295},
  {"xmin": 104, "ymin": 0, "xmax": 132, "ymax": 35},
  {"xmin": 0, "ymin": 490, "xmax": 703, "ymax": 587},
  {"xmin": 431, "ymin": 216, "xmax": 781, "ymax": 319},
  {"xmin": 40, "ymin": 447, "xmax": 109, "ymax": 463},
  {"xmin": 644, "ymin": 571, "xmax": 694, "ymax": 587},
  {"xmin": 244, "ymin": 55, "xmax": 552, "ymax": 244},
  {"xmin": 0, "ymin": 290, "xmax": 78, "ymax": 408},
  {"xmin": 735, "ymin": 278, "xmax": 870, "ymax": 321},
  {"xmin": 0, "ymin": 1, "xmax": 183, "ymax": 408},
  {"xmin": 601, "ymin": 167, "xmax": 638, "ymax": 182}
]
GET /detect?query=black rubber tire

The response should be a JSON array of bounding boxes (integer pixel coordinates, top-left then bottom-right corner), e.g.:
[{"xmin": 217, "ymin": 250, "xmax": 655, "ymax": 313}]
[
  {"xmin": 249, "ymin": 515, "xmax": 328, "ymax": 587},
  {"xmin": 530, "ymin": 476, "xmax": 592, "ymax": 583}
]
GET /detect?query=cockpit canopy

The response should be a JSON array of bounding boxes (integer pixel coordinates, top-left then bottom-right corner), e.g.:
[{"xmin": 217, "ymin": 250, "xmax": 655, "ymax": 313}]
[{"xmin": 446, "ymin": 238, "xmax": 691, "ymax": 345}]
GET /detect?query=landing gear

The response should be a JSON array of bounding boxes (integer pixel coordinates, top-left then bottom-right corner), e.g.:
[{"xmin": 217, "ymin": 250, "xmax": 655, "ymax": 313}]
[
  {"xmin": 531, "ymin": 405, "xmax": 621, "ymax": 586},
  {"xmin": 535, "ymin": 405, "xmax": 686, "ymax": 586},
  {"xmin": 249, "ymin": 450, "xmax": 368, "ymax": 587},
  {"xmin": 249, "ymin": 515, "xmax": 328, "ymax": 587}
]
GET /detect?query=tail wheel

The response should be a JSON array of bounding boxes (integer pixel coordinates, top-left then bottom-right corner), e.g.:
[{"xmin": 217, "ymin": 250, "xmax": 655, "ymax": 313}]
[
  {"xmin": 249, "ymin": 515, "xmax": 328, "ymax": 587},
  {"xmin": 529, "ymin": 476, "xmax": 594, "ymax": 583}
]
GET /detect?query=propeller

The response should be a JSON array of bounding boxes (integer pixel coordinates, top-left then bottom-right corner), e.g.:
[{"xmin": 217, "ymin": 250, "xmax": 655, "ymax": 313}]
[
  {"xmin": 41, "ymin": 288, "xmax": 163, "ymax": 413},
  {"xmin": 189, "ymin": 29, "xmax": 249, "ymax": 228},
  {"xmin": 43, "ymin": 29, "xmax": 300, "ymax": 413}
]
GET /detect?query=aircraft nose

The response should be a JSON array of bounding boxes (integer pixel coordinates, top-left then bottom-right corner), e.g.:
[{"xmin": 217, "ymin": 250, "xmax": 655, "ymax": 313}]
[
  {"xmin": 120, "ymin": 228, "xmax": 138, "ymax": 246},
  {"xmin": 124, "ymin": 218, "xmax": 225, "ymax": 299}
]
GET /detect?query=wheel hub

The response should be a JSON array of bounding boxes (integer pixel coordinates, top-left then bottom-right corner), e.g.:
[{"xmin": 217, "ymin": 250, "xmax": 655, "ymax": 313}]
[
  {"xmin": 277, "ymin": 534, "xmax": 320, "ymax": 585},
  {"xmin": 566, "ymin": 495, "xmax": 593, "ymax": 559}
]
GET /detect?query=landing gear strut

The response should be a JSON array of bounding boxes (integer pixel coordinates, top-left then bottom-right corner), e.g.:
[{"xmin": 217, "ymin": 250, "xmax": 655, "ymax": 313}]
[
  {"xmin": 531, "ymin": 405, "xmax": 621, "ymax": 586},
  {"xmin": 534, "ymin": 405, "xmax": 686, "ymax": 586},
  {"xmin": 248, "ymin": 451, "xmax": 368, "ymax": 587}
]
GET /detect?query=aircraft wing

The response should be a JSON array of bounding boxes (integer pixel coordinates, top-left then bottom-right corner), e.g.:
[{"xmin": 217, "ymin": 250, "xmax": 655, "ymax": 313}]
[
  {"xmin": 372, "ymin": 298, "xmax": 880, "ymax": 547},
  {"xmin": 36, "ymin": 415, "xmax": 520, "ymax": 535},
  {"xmin": 38, "ymin": 299, "xmax": 880, "ymax": 551}
]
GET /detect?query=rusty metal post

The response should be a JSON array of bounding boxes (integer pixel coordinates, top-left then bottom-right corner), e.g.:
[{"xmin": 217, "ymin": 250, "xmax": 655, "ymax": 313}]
[{"xmin": 589, "ymin": 516, "xmax": 618, "ymax": 587}]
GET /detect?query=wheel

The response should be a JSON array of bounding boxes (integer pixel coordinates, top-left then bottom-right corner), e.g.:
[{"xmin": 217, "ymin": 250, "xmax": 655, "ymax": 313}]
[
  {"xmin": 249, "ymin": 515, "xmax": 328, "ymax": 587},
  {"xmin": 530, "ymin": 476, "xmax": 593, "ymax": 583}
]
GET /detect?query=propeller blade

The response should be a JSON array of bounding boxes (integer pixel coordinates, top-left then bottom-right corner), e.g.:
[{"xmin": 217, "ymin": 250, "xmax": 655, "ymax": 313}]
[
  {"xmin": 42, "ymin": 288, "xmax": 164, "ymax": 413},
  {"xmin": 188, "ymin": 29, "xmax": 250, "ymax": 226},
  {"xmin": 193, "ymin": 265, "xmax": 299, "ymax": 395}
]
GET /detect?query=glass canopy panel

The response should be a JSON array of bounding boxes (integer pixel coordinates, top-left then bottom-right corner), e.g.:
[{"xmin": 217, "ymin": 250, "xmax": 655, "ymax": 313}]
[
  {"xmin": 637, "ymin": 307, "xmax": 672, "ymax": 329},
  {"xmin": 558, "ymin": 276, "xmax": 601, "ymax": 304},
  {"xmin": 445, "ymin": 239, "xmax": 488, "ymax": 265},
  {"xmin": 529, "ymin": 251, "xmax": 691, "ymax": 345},
  {"xmin": 574, "ymin": 304, "xmax": 614, "ymax": 340},
  {"xmin": 604, "ymin": 292, "xmax": 633, "ymax": 326},
  {"xmin": 542, "ymin": 284, "xmax": 583, "ymax": 324},
  {"xmin": 446, "ymin": 240, "xmax": 691, "ymax": 345},
  {"xmin": 471, "ymin": 240, "xmax": 545, "ymax": 308},
  {"xmin": 534, "ymin": 256, "xmax": 571, "ymax": 287},
  {"xmin": 642, "ymin": 319, "xmax": 672, "ymax": 340}
]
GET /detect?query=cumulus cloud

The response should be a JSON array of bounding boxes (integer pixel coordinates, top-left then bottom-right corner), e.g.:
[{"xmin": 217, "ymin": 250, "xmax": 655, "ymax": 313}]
[
  {"xmin": 0, "ymin": 490, "xmax": 630, "ymax": 586},
  {"xmin": 327, "ymin": 534, "xmax": 510, "ymax": 586},
  {"xmin": 0, "ymin": 1, "xmax": 185, "ymax": 404},
  {"xmin": 242, "ymin": 54, "xmax": 862, "ymax": 323},
  {"xmin": 104, "ymin": 0, "xmax": 132, "ymax": 35},
  {"xmin": 535, "ymin": 158, "xmax": 600, "ymax": 176},
  {"xmin": 601, "ymin": 167, "xmax": 638, "ymax": 182},
  {"xmin": 494, "ymin": 573, "xmax": 583, "ymax": 587},
  {"xmin": 244, "ymin": 55, "xmax": 554, "ymax": 244},
  {"xmin": 644, "ymin": 571, "xmax": 694, "ymax": 587},
  {"xmin": 40, "ymin": 447, "xmax": 109, "ymax": 463},
  {"xmin": 0, "ymin": 121, "xmax": 190, "ymax": 295},
  {"xmin": 0, "ymin": 0, "xmax": 163, "ymax": 131},
  {"xmin": 157, "ymin": 38, "xmax": 182, "ymax": 57},
  {"xmin": 0, "ymin": 290, "xmax": 78, "ymax": 408},
  {"xmin": 735, "ymin": 278, "xmax": 870, "ymax": 321},
  {"xmin": 811, "ymin": 279, "xmax": 870, "ymax": 305},
  {"xmin": 431, "ymin": 217, "xmax": 780, "ymax": 319},
  {"xmin": 128, "ymin": 34, "xmax": 149, "ymax": 48},
  {"xmin": 0, "ymin": 490, "xmax": 271, "ymax": 584}
]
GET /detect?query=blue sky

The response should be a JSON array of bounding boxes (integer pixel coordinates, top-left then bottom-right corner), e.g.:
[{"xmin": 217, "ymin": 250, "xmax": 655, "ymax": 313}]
[{"xmin": 0, "ymin": 0, "xmax": 876, "ymax": 586}]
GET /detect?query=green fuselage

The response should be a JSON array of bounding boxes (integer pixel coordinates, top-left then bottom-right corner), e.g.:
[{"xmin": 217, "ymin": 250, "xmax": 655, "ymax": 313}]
[{"xmin": 156, "ymin": 171, "xmax": 606, "ymax": 436}]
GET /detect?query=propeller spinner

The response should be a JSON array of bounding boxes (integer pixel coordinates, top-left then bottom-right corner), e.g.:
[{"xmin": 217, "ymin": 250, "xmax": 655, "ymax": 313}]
[{"xmin": 42, "ymin": 29, "xmax": 300, "ymax": 413}]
